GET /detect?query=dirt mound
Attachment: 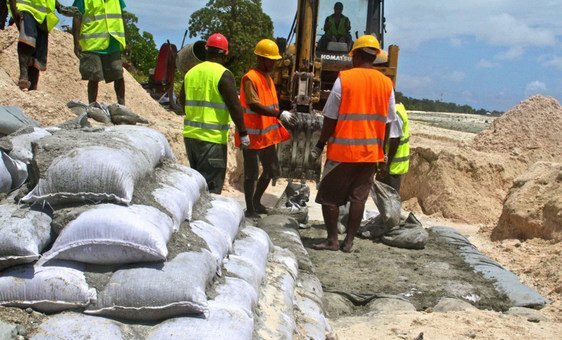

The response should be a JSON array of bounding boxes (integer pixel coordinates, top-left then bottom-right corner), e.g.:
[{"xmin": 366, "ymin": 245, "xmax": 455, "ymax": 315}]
[
  {"xmin": 492, "ymin": 162, "xmax": 562, "ymax": 241},
  {"xmin": 473, "ymin": 95, "xmax": 562, "ymax": 163}
]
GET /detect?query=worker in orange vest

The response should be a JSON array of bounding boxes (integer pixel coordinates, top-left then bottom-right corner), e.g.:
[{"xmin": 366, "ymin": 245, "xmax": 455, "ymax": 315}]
[
  {"xmin": 310, "ymin": 35, "xmax": 397, "ymax": 252},
  {"xmin": 236, "ymin": 39, "xmax": 294, "ymax": 218}
]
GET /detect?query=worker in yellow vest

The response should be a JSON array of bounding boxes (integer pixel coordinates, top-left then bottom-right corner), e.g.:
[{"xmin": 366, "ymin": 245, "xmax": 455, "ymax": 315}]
[
  {"xmin": 9, "ymin": 0, "xmax": 62, "ymax": 90},
  {"xmin": 182, "ymin": 33, "xmax": 248, "ymax": 194},
  {"xmin": 310, "ymin": 35, "xmax": 397, "ymax": 252},
  {"xmin": 235, "ymin": 39, "xmax": 294, "ymax": 218},
  {"xmin": 319, "ymin": 2, "xmax": 351, "ymax": 50},
  {"xmin": 379, "ymin": 102, "xmax": 410, "ymax": 194},
  {"xmin": 72, "ymin": 0, "xmax": 126, "ymax": 105}
]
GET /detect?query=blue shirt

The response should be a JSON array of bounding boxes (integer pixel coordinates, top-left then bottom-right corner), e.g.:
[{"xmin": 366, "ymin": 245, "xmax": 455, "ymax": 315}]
[{"xmin": 73, "ymin": 0, "xmax": 126, "ymax": 54}]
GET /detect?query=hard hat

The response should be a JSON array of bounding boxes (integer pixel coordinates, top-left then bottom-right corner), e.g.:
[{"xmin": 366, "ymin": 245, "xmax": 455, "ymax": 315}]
[
  {"xmin": 254, "ymin": 39, "xmax": 282, "ymax": 60},
  {"xmin": 206, "ymin": 33, "xmax": 229, "ymax": 55},
  {"xmin": 349, "ymin": 35, "xmax": 380, "ymax": 57}
]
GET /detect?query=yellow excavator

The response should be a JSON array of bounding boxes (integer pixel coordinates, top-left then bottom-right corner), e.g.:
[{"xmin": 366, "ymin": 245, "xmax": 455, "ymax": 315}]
[{"xmin": 272, "ymin": 0, "xmax": 399, "ymax": 183}]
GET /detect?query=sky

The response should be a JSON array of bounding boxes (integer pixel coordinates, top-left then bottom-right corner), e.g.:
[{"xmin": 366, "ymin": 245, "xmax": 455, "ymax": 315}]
[{"xmin": 56, "ymin": 0, "xmax": 562, "ymax": 112}]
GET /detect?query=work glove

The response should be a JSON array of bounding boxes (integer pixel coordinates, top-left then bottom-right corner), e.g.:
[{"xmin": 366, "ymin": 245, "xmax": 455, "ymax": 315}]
[
  {"xmin": 240, "ymin": 134, "xmax": 250, "ymax": 149},
  {"xmin": 310, "ymin": 141, "xmax": 325, "ymax": 160},
  {"xmin": 279, "ymin": 110, "xmax": 295, "ymax": 124}
]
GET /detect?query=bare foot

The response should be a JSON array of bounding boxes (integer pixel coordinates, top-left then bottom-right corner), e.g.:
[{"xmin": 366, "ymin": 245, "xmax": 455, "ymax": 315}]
[
  {"xmin": 244, "ymin": 210, "xmax": 261, "ymax": 219},
  {"xmin": 18, "ymin": 79, "xmax": 30, "ymax": 90},
  {"xmin": 253, "ymin": 203, "xmax": 268, "ymax": 214},
  {"xmin": 340, "ymin": 241, "xmax": 354, "ymax": 253},
  {"xmin": 311, "ymin": 242, "xmax": 339, "ymax": 251}
]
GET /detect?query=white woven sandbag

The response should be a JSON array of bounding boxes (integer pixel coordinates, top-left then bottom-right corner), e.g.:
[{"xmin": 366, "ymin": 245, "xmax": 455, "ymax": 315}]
[
  {"xmin": 106, "ymin": 125, "xmax": 175, "ymax": 162},
  {"xmin": 0, "ymin": 156, "xmax": 10, "ymax": 193},
  {"xmin": 232, "ymin": 227, "xmax": 272, "ymax": 276},
  {"xmin": 191, "ymin": 220, "xmax": 231, "ymax": 266},
  {"xmin": 31, "ymin": 313, "xmax": 124, "ymax": 340},
  {"xmin": 211, "ymin": 277, "xmax": 258, "ymax": 318},
  {"xmin": 206, "ymin": 195, "xmax": 244, "ymax": 241},
  {"xmin": 223, "ymin": 255, "xmax": 264, "ymax": 294},
  {"xmin": 7, "ymin": 127, "xmax": 51, "ymax": 163},
  {"xmin": 86, "ymin": 250, "xmax": 217, "ymax": 321},
  {"xmin": 41, "ymin": 204, "xmax": 173, "ymax": 265},
  {"xmin": 0, "ymin": 264, "xmax": 96, "ymax": 313},
  {"xmin": 147, "ymin": 303, "xmax": 253, "ymax": 340},
  {"xmin": 151, "ymin": 163, "xmax": 207, "ymax": 228},
  {"xmin": 1, "ymin": 151, "xmax": 27, "ymax": 190},
  {"xmin": 0, "ymin": 204, "xmax": 51, "ymax": 271}
]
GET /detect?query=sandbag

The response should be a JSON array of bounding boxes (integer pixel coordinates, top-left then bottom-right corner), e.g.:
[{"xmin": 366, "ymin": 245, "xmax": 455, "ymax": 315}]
[
  {"xmin": 41, "ymin": 204, "xmax": 173, "ymax": 265},
  {"xmin": 210, "ymin": 277, "xmax": 258, "ymax": 317},
  {"xmin": 0, "ymin": 106, "xmax": 39, "ymax": 136},
  {"xmin": 147, "ymin": 303, "xmax": 253, "ymax": 340},
  {"xmin": 233, "ymin": 227, "xmax": 272, "ymax": 276},
  {"xmin": 381, "ymin": 223, "xmax": 429, "ymax": 250},
  {"xmin": 371, "ymin": 180, "xmax": 401, "ymax": 228},
  {"xmin": 0, "ymin": 156, "xmax": 10, "ymax": 193},
  {"xmin": 1, "ymin": 151, "xmax": 27, "ymax": 191},
  {"xmin": 205, "ymin": 195, "xmax": 244, "ymax": 241},
  {"xmin": 223, "ymin": 255, "xmax": 264, "ymax": 294},
  {"xmin": 22, "ymin": 126, "xmax": 173, "ymax": 206},
  {"xmin": 0, "ymin": 204, "xmax": 52, "ymax": 271},
  {"xmin": 86, "ymin": 250, "xmax": 217, "ymax": 321},
  {"xmin": 31, "ymin": 313, "xmax": 125, "ymax": 340},
  {"xmin": 5, "ymin": 127, "xmax": 51, "ymax": 163},
  {"xmin": 191, "ymin": 220, "xmax": 231, "ymax": 266},
  {"xmin": 0, "ymin": 264, "xmax": 96, "ymax": 313}
]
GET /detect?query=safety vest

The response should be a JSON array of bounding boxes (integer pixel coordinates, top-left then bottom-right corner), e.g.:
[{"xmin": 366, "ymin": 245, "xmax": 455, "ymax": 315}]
[
  {"xmin": 388, "ymin": 103, "xmax": 410, "ymax": 175},
  {"xmin": 79, "ymin": 0, "xmax": 126, "ymax": 52},
  {"xmin": 15, "ymin": 0, "xmax": 58, "ymax": 31},
  {"xmin": 327, "ymin": 14, "xmax": 348, "ymax": 37},
  {"xmin": 184, "ymin": 61, "xmax": 232, "ymax": 144},
  {"xmin": 327, "ymin": 68, "xmax": 393, "ymax": 163},
  {"xmin": 235, "ymin": 69, "xmax": 290, "ymax": 149}
]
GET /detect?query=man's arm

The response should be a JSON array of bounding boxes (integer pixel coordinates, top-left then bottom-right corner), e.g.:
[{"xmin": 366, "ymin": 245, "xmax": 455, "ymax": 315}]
[
  {"xmin": 8, "ymin": 0, "xmax": 20, "ymax": 27},
  {"xmin": 177, "ymin": 80, "xmax": 186, "ymax": 114},
  {"xmin": 217, "ymin": 71, "xmax": 247, "ymax": 136},
  {"xmin": 242, "ymin": 77, "xmax": 280, "ymax": 117},
  {"xmin": 72, "ymin": 14, "xmax": 82, "ymax": 58}
]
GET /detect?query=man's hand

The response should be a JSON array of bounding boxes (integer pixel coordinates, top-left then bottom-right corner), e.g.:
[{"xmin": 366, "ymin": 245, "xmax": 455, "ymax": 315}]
[
  {"xmin": 240, "ymin": 134, "xmax": 250, "ymax": 149},
  {"xmin": 73, "ymin": 44, "xmax": 82, "ymax": 59},
  {"xmin": 279, "ymin": 110, "xmax": 295, "ymax": 124},
  {"xmin": 310, "ymin": 141, "xmax": 325, "ymax": 161}
]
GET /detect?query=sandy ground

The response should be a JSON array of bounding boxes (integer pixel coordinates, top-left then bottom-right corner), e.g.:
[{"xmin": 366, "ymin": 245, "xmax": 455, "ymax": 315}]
[{"xmin": 1, "ymin": 28, "xmax": 561, "ymax": 339}]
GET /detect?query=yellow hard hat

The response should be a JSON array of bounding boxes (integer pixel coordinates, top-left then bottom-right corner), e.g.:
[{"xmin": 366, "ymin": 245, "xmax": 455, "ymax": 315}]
[
  {"xmin": 254, "ymin": 39, "xmax": 282, "ymax": 60},
  {"xmin": 349, "ymin": 35, "xmax": 381, "ymax": 56}
]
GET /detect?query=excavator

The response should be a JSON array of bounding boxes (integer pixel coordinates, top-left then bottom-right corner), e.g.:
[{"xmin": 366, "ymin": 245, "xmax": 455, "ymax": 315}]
[{"xmin": 272, "ymin": 0, "xmax": 399, "ymax": 183}]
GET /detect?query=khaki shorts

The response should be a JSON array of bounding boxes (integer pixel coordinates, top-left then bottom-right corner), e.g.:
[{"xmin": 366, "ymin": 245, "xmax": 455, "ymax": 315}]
[{"xmin": 79, "ymin": 51, "xmax": 123, "ymax": 83}]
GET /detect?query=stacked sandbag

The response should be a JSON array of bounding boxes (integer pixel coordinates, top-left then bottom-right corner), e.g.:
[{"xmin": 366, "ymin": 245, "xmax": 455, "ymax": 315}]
[
  {"xmin": 41, "ymin": 204, "xmax": 174, "ymax": 265},
  {"xmin": 0, "ymin": 151, "xmax": 27, "ymax": 192},
  {"xmin": 22, "ymin": 126, "xmax": 174, "ymax": 206},
  {"xmin": 0, "ymin": 106, "xmax": 40, "ymax": 137},
  {"xmin": 0, "ymin": 127, "xmax": 51, "ymax": 164},
  {"xmin": 0, "ymin": 203, "xmax": 52, "ymax": 270},
  {"xmin": 31, "ymin": 313, "xmax": 128, "ymax": 340}
]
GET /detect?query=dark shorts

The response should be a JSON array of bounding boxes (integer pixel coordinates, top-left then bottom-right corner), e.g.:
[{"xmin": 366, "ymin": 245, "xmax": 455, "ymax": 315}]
[
  {"xmin": 242, "ymin": 145, "xmax": 280, "ymax": 181},
  {"xmin": 79, "ymin": 51, "xmax": 124, "ymax": 83},
  {"xmin": 315, "ymin": 162, "xmax": 377, "ymax": 207},
  {"xmin": 184, "ymin": 137, "xmax": 227, "ymax": 194},
  {"xmin": 18, "ymin": 11, "xmax": 48, "ymax": 70}
]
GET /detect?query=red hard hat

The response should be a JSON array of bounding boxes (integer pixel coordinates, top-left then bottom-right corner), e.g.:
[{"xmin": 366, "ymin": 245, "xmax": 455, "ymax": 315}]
[{"xmin": 206, "ymin": 33, "xmax": 229, "ymax": 55}]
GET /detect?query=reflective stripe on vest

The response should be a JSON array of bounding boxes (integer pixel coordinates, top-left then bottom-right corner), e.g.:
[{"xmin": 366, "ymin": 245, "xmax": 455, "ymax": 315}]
[
  {"xmin": 15, "ymin": 0, "xmax": 58, "ymax": 31},
  {"xmin": 236, "ymin": 69, "xmax": 290, "ymax": 149},
  {"xmin": 327, "ymin": 68, "xmax": 393, "ymax": 163},
  {"xmin": 184, "ymin": 61, "xmax": 231, "ymax": 144},
  {"xmin": 79, "ymin": 0, "xmax": 126, "ymax": 52},
  {"xmin": 389, "ymin": 103, "xmax": 410, "ymax": 175},
  {"xmin": 327, "ymin": 15, "xmax": 347, "ymax": 37}
]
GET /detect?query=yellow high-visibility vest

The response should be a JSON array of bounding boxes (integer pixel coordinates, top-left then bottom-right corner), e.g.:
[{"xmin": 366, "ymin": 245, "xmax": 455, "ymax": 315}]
[
  {"xmin": 15, "ymin": 0, "xmax": 59, "ymax": 31},
  {"xmin": 79, "ymin": 0, "xmax": 126, "ymax": 52},
  {"xmin": 389, "ymin": 103, "xmax": 410, "ymax": 175}
]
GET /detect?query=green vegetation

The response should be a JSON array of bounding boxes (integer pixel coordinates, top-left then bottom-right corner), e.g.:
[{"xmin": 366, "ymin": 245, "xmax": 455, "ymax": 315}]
[
  {"xmin": 123, "ymin": 11, "xmax": 158, "ymax": 80},
  {"xmin": 188, "ymin": 0, "xmax": 274, "ymax": 80},
  {"xmin": 396, "ymin": 91, "xmax": 503, "ymax": 116}
]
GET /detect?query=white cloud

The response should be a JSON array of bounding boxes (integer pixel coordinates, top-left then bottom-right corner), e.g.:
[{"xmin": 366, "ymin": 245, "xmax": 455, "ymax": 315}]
[
  {"xmin": 449, "ymin": 38, "xmax": 463, "ymax": 48},
  {"xmin": 396, "ymin": 74, "xmax": 433, "ymax": 95},
  {"xmin": 540, "ymin": 55, "xmax": 562, "ymax": 71},
  {"xmin": 525, "ymin": 81, "xmax": 547, "ymax": 97},
  {"xmin": 445, "ymin": 71, "xmax": 465, "ymax": 82},
  {"xmin": 495, "ymin": 46, "xmax": 525, "ymax": 61},
  {"xmin": 477, "ymin": 13, "xmax": 556, "ymax": 47},
  {"xmin": 477, "ymin": 59, "xmax": 497, "ymax": 68}
]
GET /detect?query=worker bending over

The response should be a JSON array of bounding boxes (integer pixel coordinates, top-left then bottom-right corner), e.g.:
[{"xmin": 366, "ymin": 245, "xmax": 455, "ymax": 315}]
[
  {"xmin": 310, "ymin": 35, "xmax": 397, "ymax": 252},
  {"xmin": 236, "ymin": 39, "xmax": 294, "ymax": 218},
  {"xmin": 182, "ymin": 33, "xmax": 249, "ymax": 194}
]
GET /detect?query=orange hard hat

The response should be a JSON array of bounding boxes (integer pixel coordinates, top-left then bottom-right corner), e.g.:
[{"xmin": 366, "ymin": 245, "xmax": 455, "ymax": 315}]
[{"xmin": 206, "ymin": 33, "xmax": 229, "ymax": 55}]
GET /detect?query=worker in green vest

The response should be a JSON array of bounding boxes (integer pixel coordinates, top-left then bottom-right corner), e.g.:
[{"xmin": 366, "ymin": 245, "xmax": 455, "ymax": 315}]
[
  {"xmin": 181, "ymin": 33, "xmax": 249, "ymax": 194},
  {"xmin": 380, "ymin": 102, "xmax": 410, "ymax": 194},
  {"xmin": 9, "ymin": 0, "xmax": 64, "ymax": 90},
  {"xmin": 72, "ymin": 0, "xmax": 126, "ymax": 105},
  {"xmin": 318, "ymin": 2, "xmax": 351, "ymax": 50}
]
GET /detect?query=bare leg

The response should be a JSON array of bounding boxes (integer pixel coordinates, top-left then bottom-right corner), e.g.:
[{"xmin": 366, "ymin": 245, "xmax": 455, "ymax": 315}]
[
  {"xmin": 17, "ymin": 43, "xmax": 32, "ymax": 90},
  {"xmin": 312, "ymin": 204, "xmax": 340, "ymax": 251},
  {"xmin": 88, "ymin": 80, "xmax": 99, "ymax": 104},
  {"xmin": 114, "ymin": 78, "xmax": 125, "ymax": 105},
  {"xmin": 28, "ymin": 66, "xmax": 39, "ymax": 90},
  {"xmin": 243, "ymin": 179, "xmax": 259, "ymax": 218},
  {"xmin": 252, "ymin": 174, "xmax": 270, "ymax": 213},
  {"xmin": 341, "ymin": 201, "xmax": 366, "ymax": 252}
]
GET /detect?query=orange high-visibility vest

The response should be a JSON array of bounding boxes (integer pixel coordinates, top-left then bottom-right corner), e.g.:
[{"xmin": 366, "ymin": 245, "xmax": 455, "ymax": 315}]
[
  {"xmin": 235, "ymin": 69, "xmax": 290, "ymax": 149},
  {"xmin": 326, "ymin": 68, "xmax": 393, "ymax": 163}
]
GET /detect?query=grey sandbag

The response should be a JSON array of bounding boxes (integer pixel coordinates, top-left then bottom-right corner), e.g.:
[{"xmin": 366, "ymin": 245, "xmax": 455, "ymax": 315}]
[
  {"xmin": 211, "ymin": 277, "xmax": 258, "ymax": 317},
  {"xmin": 381, "ymin": 213, "xmax": 429, "ymax": 249},
  {"xmin": 294, "ymin": 273, "xmax": 331, "ymax": 340},
  {"xmin": 86, "ymin": 250, "xmax": 217, "ymax": 321},
  {"xmin": 31, "ymin": 313, "xmax": 125, "ymax": 340},
  {"xmin": 4, "ymin": 127, "xmax": 51, "ymax": 164},
  {"xmin": 432, "ymin": 226, "xmax": 550, "ymax": 308},
  {"xmin": 0, "ymin": 203, "xmax": 51, "ymax": 271},
  {"xmin": 0, "ymin": 264, "xmax": 96, "ymax": 313},
  {"xmin": 150, "ymin": 163, "xmax": 207, "ymax": 228},
  {"xmin": 205, "ymin": 195, "xmax": 245, "ymax": 241},
  {"xmin": 0, "ymin": 155, "xmax": 10, "ymax": 193},
  {"xmin": 191, "ymin": 220, "xmax": 231, "ymax": 266},
  {"xmin": 41, "ymin": 204, "xmax": 173, "ymax": 265},
  {"xmin": 22, "ymin": 126, "xmax": 174, "ymax": 205},
  {"xmin": 1, "ymin": 151, "xmax": 27, "ymax": 191},
  {"xmin": 223, "ymin": 255, "xmax": 264, "ymax": 294},
  {"xmin": 233, "ymin": 227, "xmax": 272, "ymax": 276},
  {"xmin": 0, "ymin": 106, "xmax": 39, "ymax": 136},
  {"xmin": 371, "ymin": 180, "xmax": 401, "ymax": 228},
  {"xmin": 147, "ymin": 302, "xmax": 254, "ymax": 340}
]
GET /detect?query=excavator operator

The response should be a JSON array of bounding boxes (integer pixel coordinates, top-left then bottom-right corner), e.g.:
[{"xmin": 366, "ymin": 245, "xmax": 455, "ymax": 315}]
[{"xmin": 318, "ymin": 2, "xmax": 352, "ymax": 50}]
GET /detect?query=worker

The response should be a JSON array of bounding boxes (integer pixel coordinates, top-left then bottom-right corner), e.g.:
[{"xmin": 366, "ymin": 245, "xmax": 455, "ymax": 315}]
[
  {"xmin": 0, "ymin": 0, "xmax": 8, "ymax": 30},
  {"xmin": 235, "ymin": 39, "xmax": 294, "ymax": 218},
  {"xmin": 72, "ymin": 0, "xmax": 127, "ymax": 105},
  {"xmin": 310, "ymin": 35, "xmax": 397, "ymax": 252},
  {"xmin": 318, "ymin": 2, "xmax": 351, "ymax": 50},
  {"xmin": 182, "ymin": 33, "xmax": 249, "ymax": 194},
  {"xmin": 379, "ymin": 102, "xmax": 409, "ymax": 194},
  {"xmin": 8, "ymin": 0, "xmax": 62, "ymax": 90}
]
